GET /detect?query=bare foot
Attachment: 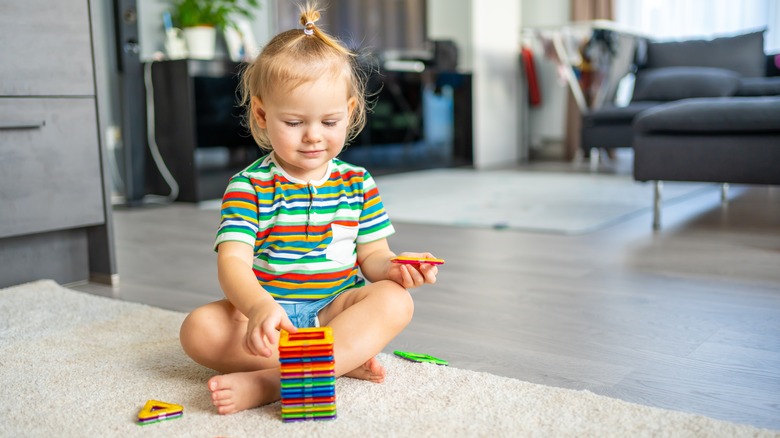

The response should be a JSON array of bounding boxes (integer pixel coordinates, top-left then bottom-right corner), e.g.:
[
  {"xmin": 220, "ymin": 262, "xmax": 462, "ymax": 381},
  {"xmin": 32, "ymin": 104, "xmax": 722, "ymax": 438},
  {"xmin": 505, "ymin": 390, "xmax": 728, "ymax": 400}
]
[
  {"xmin": 207, "ymin": 369, "xmax": 280, "ymax": 415},
  {"xmin": 344, "ymin": 356, "xmax": 386, "ymax": 383}
]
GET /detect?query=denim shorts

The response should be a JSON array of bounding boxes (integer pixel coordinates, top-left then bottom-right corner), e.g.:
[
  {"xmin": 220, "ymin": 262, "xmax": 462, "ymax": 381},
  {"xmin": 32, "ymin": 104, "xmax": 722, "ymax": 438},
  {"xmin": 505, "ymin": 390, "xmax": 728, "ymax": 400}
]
[{"xmin": 278, "ymin": 293, "xmax": 343, "ymax": 328}]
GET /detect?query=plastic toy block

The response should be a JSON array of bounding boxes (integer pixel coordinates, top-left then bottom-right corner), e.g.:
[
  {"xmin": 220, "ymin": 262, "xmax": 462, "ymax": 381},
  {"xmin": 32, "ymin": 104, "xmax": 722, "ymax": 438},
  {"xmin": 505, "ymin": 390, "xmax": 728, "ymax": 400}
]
[
  {"xmin": 282, "ymin": 411, "xmax": 337, "ymax": 422},
  {"xmin": 281, "ymin": 395, "xmax": 336, "ymax": 405},
  {"xmin": 393, "ymin": 350, "xmax": 449, "ymax": 365},
  {"xmin": 280, "ymin": 361, "xmax": 336, "ymax": 373},
  {"xmin": 280, "ymin": 327, "xmax": 333, "ymax": 347},
  {"xmin": 137, "ymin": 412, "xmax": 183, "ymax": 425},
  {"xmin": 281, "ymin": 370, "xmax": 336, "ymax": 379},
  {"xmin": 390, "ymin": 256, "xmax": 445, "ymax": 265},
  {"xmin": 281, "ymin": 412, "xmax": 336, "ymax": 420},
  {"xmin": 281, "ymin": 387, "xmax": 336, "ymax": 397},
  {"xmin": 279, "ymin": 355, "xmax": 334, "ymax": 364},
  {"xmin": 281, "ymin": 376, "xmax": 336, "ymax": 389},
  {"xmin": 279, "ymin": 346, "xmax": 334, "ymax": 357},
  {"xmin": 281, "ymin": 404, "xmax": 337, "ymax": 414},
  {"xmin": 136, "ymin": 400, "xmax": 183, "ymax": 425}
]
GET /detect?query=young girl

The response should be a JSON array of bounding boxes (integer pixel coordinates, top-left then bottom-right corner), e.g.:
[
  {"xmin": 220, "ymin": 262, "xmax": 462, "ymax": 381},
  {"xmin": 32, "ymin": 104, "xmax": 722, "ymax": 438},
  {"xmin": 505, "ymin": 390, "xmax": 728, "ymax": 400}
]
[{"xmin": 179, "ymin": 2, "xmax": 441, "ymax": 415}]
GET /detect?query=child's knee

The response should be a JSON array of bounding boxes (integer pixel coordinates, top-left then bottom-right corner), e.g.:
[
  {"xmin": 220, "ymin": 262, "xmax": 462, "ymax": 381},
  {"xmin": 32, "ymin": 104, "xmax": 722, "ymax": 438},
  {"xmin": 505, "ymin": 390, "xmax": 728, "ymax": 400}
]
[
  {"xmin": 379, "ymin": 281, "xmax": 415, "ymax": 323},
  {"xmin": 180, "ymin": 306, "xmax": 217, "ymax": 357}
]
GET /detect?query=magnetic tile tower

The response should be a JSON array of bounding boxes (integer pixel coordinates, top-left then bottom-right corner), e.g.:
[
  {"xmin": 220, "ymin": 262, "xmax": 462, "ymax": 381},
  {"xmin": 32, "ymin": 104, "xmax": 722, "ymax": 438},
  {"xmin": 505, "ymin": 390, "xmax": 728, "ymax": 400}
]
[{"xmin": 279, "ymin": 327, "xmax": 337, "ymax": 422}]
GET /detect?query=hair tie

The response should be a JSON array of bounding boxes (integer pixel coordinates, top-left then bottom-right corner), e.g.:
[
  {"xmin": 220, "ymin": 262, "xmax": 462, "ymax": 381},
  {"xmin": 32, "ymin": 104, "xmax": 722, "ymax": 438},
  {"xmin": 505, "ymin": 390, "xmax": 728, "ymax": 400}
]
[{"xmin": 303, "ymin": 21, "xmax": 315, "ymax": 36}]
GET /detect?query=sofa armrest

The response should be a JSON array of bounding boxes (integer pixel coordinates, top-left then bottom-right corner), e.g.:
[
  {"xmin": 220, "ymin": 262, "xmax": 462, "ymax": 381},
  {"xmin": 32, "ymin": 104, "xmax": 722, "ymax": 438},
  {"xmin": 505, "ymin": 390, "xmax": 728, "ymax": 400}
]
[
  {"xmin": 736, "ymin": 77, "xmax": 780, "ymax": 96},
  {"xmin": 633, "ymin": 96, "xmax": 780, "ymax": 134}
]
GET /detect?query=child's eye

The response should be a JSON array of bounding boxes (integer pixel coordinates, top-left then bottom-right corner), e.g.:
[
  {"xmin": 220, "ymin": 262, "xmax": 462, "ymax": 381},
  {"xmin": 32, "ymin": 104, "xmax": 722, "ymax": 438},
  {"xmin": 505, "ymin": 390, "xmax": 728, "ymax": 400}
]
[
  {"xmin": 284, "ymin": 121, "xmax": 302, "ymax": 127},
  {"xmin": 323, "ymin": 121, "xmax": 338, "ymax": 127}
]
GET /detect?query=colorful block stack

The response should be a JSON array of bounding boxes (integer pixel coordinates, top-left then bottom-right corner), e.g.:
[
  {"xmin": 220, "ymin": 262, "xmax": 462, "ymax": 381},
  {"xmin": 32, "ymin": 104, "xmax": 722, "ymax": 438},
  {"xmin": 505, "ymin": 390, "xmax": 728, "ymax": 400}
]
[{"xmin": 279, "ymin": 327, "xmax": 337, "ymax": 422}]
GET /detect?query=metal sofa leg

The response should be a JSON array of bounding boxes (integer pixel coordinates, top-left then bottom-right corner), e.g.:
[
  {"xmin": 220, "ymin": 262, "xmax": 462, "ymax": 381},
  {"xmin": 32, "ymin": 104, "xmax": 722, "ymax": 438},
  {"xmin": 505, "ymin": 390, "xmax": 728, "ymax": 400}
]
[
  {"xmin": 721, "ymin": 183, "xmax": 730, "ymax": 203},
  {"xmin": 653, "ymin": 180, "xmax": 663, "ymax": 230},
  {"xmin": 590, "ymin": 148, "xmax": 600, "ymax": 172}
]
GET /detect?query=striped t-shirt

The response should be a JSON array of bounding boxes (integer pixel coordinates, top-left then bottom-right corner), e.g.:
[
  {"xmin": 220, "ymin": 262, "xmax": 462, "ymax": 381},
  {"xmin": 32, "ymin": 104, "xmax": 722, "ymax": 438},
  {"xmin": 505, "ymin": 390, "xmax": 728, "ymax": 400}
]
[{"xmin": 214, "ymin": 152, "xmax": 395, "ymax": 302}]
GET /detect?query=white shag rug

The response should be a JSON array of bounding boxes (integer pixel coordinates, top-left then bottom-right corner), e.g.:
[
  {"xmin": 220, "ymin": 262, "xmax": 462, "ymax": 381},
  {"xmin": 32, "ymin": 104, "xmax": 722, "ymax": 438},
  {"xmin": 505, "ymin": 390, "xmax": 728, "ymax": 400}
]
[
  {"xmin": 0, "ymin": 280, "xmax": 776, "ymax": 438},
  {"xmin": 374, "ymin": 169, "xmax": 713, "ymax": 234}
]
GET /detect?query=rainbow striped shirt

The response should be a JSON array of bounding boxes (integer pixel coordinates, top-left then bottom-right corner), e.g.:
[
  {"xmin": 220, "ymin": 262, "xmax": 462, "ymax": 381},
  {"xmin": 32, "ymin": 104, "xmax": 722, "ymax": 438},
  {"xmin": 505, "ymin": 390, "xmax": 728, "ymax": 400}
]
[{"xmin": 215, "ymin": 153, "xmax": 395, "ymax": 302}]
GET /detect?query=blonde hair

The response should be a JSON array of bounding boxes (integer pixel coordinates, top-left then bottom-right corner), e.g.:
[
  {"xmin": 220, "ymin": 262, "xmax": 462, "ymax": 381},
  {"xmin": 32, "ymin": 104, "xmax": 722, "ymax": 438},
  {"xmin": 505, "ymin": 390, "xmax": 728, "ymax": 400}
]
[{"xmin": 239, "ymin": 1, "xmax": 368, "ymax": 151}]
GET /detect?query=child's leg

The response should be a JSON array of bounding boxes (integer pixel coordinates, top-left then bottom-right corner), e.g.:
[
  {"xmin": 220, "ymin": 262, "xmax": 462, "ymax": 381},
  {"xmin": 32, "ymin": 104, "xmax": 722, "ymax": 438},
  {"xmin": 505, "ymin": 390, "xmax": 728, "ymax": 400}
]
[
  {"xmin": 181, "ymin": 280, "xmax": 414, "ymax": 414},
  {"xmin": 180, "ymin": 300, "xmax": 284, "ymax": 413},
  {"xmin": 179, "ymin": 299, "xmax": 280, "ymax": 373},
  {"xmin": 317, "ymin": 279, "xmax": 415, "ymax": 378}
]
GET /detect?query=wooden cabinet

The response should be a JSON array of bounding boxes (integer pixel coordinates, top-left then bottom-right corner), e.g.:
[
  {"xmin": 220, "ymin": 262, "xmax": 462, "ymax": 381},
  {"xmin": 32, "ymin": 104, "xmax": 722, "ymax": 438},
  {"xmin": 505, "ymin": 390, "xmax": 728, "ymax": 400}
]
[
  {"xmin": 0, "ymin": 0, "xmax": 94, "ymax": 96},
  {"xmin": 0, "ymin": 99, "xmax": 105, "ymax": 238},
  {"xmin": 0, "ymin": 0, "xmax": 116, "ymax": 287}
]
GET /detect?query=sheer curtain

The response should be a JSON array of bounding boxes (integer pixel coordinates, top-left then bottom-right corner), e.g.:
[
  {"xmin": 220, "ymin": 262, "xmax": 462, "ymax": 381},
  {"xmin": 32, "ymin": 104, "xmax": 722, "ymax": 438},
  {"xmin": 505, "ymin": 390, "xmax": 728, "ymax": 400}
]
[{"xmin": 614, "ymin": 0, "xmax": 780, "ymax": 52}]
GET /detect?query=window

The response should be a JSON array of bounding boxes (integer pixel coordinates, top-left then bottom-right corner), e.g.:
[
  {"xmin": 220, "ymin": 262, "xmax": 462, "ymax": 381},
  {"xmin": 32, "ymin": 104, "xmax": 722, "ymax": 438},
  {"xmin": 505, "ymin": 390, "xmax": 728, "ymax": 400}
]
[{"xmin": 614, "ymin": 0, "xmax": 779, "ymax": 52}]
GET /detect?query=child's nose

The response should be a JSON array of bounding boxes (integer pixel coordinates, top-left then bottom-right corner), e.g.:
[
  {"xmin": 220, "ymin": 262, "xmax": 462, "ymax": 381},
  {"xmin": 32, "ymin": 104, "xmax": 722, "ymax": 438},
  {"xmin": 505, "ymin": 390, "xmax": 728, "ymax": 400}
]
[{"xmin": 303, "ymin": 126, "xmax": 322, "ymax": 143}]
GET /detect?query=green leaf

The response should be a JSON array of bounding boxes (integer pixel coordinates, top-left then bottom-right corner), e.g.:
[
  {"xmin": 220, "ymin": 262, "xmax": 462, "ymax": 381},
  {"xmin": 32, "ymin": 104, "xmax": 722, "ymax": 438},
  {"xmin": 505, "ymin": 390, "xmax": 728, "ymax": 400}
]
[{"xmin": 170, "ymin": 0, "xmax": 262, "ymax": 29}]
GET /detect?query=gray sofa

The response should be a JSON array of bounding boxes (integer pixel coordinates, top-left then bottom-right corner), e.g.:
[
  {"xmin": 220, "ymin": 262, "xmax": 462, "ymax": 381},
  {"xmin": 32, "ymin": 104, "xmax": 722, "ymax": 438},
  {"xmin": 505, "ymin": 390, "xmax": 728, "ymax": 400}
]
[
  {"xmin": 633, "ymin": 96, "xmax": 780, "ymax": 229},
  {"xmin": 580, "ymin": 30, "xmax": 780, "ymax": 229},
  {"xmin": 581, "ymin": 30, "xmax": 780, "ymax": 157}
]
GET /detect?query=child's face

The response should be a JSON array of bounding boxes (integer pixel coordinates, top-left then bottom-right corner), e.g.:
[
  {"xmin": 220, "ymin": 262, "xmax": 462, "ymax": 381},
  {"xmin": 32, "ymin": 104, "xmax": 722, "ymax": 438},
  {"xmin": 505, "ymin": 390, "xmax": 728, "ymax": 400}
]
[{"xmin": 252, "ymin": 76, "xmax": 356, "ymax": 182}]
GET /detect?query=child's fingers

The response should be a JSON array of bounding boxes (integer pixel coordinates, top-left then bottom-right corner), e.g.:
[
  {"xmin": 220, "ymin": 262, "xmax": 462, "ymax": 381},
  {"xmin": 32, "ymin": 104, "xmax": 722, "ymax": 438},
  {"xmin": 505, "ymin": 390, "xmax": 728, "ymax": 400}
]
[
  {"xmin": 403, "ymin": 264, "xmax": 426, "ymax": 288},
  {"xmin": 260, "ymin": 319, "xmax": 280, "ymax": 354},
  {"xmin": 420, "ymin": 264, "xmax": 438, "ymax": 284},
  {"xmin": 246, "ymin": 328, "xmax": 262, "ymax": 356},
  {"xmin": 400, "ymin": 264, "xmax": 415, "ymax": 287},
  {"xmin": 279, "ymin": 314, "xmax": 297, "ymax": 334}
]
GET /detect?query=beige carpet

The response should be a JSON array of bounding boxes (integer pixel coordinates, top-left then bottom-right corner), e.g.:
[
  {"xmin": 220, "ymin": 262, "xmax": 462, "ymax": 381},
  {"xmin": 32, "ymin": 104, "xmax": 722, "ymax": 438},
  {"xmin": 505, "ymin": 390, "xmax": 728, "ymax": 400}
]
[
  {"xmin": 1, "ymin": 280, "xmax": 776, "ymax": 437},
  {"xmin": 374, "ymin": 170, "xmax": 713, "ymax": 234}
]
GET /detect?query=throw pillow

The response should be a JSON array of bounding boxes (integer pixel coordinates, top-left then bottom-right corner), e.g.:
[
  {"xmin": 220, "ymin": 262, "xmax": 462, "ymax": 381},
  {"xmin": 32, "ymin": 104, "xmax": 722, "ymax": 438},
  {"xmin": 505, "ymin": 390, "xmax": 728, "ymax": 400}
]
[
  {"xmin": 644, "ymin": 29, "xmax": 766, "ymax": 78},
  {"xmin": 632, "ymin": 67, "xmax": 741, "ymax": 102}
]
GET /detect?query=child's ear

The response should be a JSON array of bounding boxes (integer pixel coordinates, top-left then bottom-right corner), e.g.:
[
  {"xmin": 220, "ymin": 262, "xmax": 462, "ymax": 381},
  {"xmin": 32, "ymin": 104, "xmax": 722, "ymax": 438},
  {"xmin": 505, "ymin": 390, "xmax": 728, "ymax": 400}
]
[
  {"xmin": 347, "ymin": 96, "xmax": 357, "ymax": 118},
  {"xmin": 251, "ymin": 96, "xmax": 267, "ymax": 129}
]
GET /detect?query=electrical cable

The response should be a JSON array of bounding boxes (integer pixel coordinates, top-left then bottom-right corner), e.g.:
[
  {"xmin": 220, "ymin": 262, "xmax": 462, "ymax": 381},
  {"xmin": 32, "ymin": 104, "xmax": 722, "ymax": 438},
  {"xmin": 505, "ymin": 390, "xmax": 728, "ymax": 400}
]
[{"xmin": 141, "ymin": 60, "xmax": 179, "ymax": 204}]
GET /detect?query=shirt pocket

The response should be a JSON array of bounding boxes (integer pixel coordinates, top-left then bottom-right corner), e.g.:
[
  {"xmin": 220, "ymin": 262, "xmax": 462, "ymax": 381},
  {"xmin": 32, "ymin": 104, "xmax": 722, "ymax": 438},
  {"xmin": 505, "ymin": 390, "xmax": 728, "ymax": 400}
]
[{"xmin": 325, "ymin": 224, "xmax": 358, "ymax": 265}]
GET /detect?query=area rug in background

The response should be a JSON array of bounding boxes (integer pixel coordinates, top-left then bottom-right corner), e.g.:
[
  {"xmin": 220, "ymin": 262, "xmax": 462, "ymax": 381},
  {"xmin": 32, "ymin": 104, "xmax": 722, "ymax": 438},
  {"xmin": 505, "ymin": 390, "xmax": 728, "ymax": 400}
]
[
  {"xmin": 375, "ymin": 169, "xmax": 714, "ymax": 234},
  {"xmin": 1, "ymin": 281, "xmax": 776, "ymax": 437}
]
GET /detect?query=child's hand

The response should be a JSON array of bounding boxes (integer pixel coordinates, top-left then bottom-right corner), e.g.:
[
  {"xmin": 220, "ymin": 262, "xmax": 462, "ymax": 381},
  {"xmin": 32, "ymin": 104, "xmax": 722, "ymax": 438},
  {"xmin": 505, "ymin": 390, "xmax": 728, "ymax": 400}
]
[
  {"xmin": 244, "ymin": 301, "xmax": 297, "ymax": 357},
  {"xmin": 388, "ymin": 252, "xmax": 439, "ymax": 289}
]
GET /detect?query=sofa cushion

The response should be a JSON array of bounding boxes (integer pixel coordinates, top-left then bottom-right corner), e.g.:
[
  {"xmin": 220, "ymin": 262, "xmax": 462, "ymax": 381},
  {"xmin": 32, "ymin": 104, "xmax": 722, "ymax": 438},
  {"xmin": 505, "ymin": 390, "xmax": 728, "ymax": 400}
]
[
  {"xmin": 582, "ymin": 101, "xmax": 660, "ymax": 125},
  {"xmin": 644, "ymin": 30, "xmax": 766, "ymax": 77},
  {"xmin": 633, "ymin": 96, "xmax": 780, "ymax": 134},
  {"xmin": 736, "ymin": 77, "xmax": 780, "ymax": 96},
  {"xmin": 632, "ymin": 67, "xmax": 741, "ymax": 101}
]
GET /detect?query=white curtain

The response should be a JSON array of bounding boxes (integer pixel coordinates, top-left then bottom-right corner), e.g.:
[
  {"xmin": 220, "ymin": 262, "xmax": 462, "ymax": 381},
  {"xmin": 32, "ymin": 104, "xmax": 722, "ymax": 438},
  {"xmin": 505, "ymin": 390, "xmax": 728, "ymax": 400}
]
[{"xmin": 614, "ymin": 0, "xmax": 780, "ymax": 52}]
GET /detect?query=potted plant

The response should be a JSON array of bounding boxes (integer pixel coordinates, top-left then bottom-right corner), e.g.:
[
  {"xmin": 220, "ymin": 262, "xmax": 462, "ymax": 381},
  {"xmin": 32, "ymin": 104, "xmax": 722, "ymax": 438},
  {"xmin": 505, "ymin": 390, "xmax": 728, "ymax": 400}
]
[{"xmin": 171, "ymin": 0, "xmax": 260, "ymax": 59}]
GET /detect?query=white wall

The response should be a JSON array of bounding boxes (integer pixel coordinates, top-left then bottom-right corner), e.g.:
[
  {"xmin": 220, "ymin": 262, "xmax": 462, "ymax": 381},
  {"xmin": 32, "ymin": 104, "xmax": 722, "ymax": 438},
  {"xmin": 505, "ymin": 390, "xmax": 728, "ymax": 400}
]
[
  {"xmin": 521, "ymin": 0, "xmax": 569, "ymax": 153},
  {"xmin": 428, "ymin": 0, "xmax": 523, "ymax": 169},
  {"xmin": 427, "ymin": 0, "xmax": 473, "ymax": 71},
  {"xmin": 471, "ymin": 1, "xmax": 523, "ymax": 168},
  {"xmin": 137, "ymin": 0, "xmax": 274, "ymax": 61}
]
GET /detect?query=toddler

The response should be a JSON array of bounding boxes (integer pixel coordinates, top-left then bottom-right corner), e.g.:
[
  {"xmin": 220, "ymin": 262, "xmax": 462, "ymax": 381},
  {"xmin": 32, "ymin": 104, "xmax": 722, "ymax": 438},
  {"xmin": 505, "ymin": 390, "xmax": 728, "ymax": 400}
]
[{"xmin": 179, "ymin": 1, "xmax": 440, "ymax": 414}]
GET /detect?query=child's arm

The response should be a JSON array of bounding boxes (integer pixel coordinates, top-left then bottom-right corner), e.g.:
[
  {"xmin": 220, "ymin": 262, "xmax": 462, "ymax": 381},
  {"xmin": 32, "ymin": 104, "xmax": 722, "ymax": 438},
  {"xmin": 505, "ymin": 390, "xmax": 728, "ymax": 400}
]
[
  {"xmin": 357, "ymin": 238, "xmax": 439, "ymax": 288},
  {"xmin": 217, "ymin": 241, "xmax": 296, "ymax": 357}
]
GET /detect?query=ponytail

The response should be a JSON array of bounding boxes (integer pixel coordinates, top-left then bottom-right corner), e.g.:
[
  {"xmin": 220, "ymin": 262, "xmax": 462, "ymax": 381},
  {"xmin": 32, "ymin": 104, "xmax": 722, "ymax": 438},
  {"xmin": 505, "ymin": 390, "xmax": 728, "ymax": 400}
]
[{"xmin": 299, "ymin": 1, "xmax": 352, "ymax": 57}]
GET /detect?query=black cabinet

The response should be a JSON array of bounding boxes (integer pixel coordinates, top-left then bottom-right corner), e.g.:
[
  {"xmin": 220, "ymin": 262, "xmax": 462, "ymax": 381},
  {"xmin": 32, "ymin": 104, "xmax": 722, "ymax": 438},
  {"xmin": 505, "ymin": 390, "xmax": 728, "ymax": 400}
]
[{"xmin": 147, "ymin": 59, "xmax": 259, "ymax": 202}]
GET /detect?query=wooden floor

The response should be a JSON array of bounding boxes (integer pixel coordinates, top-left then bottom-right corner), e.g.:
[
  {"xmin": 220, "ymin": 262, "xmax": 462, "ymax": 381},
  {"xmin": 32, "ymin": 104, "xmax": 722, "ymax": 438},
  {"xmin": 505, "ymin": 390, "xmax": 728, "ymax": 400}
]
[{"xmin": 74, "ymin": 160, "xmax": 780, "ymax": 431}]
